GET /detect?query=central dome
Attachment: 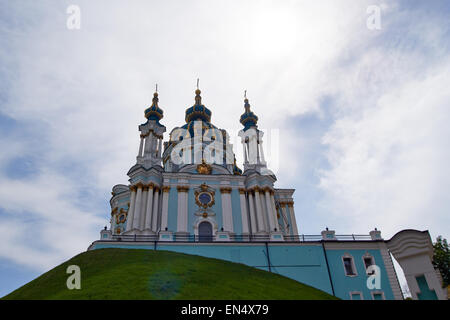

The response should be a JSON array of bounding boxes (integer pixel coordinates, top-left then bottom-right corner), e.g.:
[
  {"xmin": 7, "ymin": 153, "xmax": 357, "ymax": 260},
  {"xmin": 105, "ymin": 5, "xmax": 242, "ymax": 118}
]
[{"xmin": 184, "ymin": 89, "xmax": 212, "ymax": 123}]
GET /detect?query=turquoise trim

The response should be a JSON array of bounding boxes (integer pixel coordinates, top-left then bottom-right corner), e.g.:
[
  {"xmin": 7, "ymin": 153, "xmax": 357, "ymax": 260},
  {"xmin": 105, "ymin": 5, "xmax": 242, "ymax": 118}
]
[{"xmin": 416, "ymin": 275, "xmax": 438, "ymax": 300}]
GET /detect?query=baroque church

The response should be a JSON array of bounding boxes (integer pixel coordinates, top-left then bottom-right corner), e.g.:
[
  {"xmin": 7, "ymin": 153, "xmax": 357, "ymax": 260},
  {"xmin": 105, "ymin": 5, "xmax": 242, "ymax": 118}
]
[
  {"xmin": 109, "ymin": 87, "xmax": 297, "ymax": 242},
  {"xmin": 89, "ymin": 87, "xmax": 447, "ymax": 300}
]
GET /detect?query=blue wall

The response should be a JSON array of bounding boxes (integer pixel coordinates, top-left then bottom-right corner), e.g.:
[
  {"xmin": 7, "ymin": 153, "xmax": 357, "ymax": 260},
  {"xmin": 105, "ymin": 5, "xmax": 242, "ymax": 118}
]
[{"xmin": 326, "ymin": 249, "xmax": 394, "ymax": 300}]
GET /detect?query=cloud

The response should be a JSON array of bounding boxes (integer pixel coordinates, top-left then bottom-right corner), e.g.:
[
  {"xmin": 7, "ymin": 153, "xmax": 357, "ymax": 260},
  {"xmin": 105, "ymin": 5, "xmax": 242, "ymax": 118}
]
[{"xmin": 316, "ymin": 3, "xmax": 450, "ymax": 239}]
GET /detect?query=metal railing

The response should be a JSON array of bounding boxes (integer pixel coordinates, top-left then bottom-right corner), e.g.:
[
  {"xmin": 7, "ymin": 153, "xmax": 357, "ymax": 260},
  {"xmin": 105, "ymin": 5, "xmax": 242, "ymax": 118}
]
[{"xmin": 110, "ymin": 233, "xmax": 375, "ymax": 242}]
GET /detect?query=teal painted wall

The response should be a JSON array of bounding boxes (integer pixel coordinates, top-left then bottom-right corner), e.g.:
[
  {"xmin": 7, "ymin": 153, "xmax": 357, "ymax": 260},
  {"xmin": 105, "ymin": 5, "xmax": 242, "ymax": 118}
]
[
  {"xmin": 187, "ymin": 188, "xmax": 196, "ymax": 234},
  {"xmin": 231, "ymin": 189, "xmax": 242, "ymax": 234},
  {"xmin": 167, "ymin": 188, "xmax": 178, "ymax": 231},
  {"xmin": 213, "ymin": 188, "xmax": 223, "ymax": 230}
]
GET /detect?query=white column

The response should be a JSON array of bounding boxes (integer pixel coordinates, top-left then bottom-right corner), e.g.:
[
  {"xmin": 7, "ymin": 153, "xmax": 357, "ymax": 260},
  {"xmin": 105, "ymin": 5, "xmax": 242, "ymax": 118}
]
[
  {"xmin": 239, "ymin": 189, "xmax": 249, "ymax": 234},
  {"xmin": 256, "ymin": 133, "xmax": 261, "ymax": 163},
  {"xmin": 259, "ymin": 139, "xmax": 266, "ymax": 163},
  {"xmin": 144, "ymin": 134, "xmax": 153, "ymax": 156},
  {"xmin": 265, "ymin": 189, "xmax": 276, "ymax": 232},
  {"xmin": 126, "ymin": 188, "xmax": 136, "ymax": 232},
  {"xmin": 133, "ymin": 185, "xmax": 143, "ymax": 230},
  {"xmin": 176, "ymin": 186, "xmax": 189, "ymax": 233},
  {"xmin": 242, "ymin": 142, "xmax": 248, "ymax": 164},
  {"xmin": 259, "ymin": 191, "xmax": 269, "ymax": 231},
  {"xmin": 138, "ymin": 135, "xmax": 144, "ymax": 157},
  {"xmin": 254, "ymin": 188, "xmax": 265, "ymax": 232},
  {"xmin": 144, "ymin": 186, "xmax": 154, "ymax": 231},
  {"xmin": 160, "ymin": 187, "xmax": 170, "ymax": 231},
  {"xmin": 287, "ymin": 203, "xmax": 299, "ymax": 235},
  {"xmin": 281, "ymin": 204, "xmax": 291, "ymax": 235},
  {"xmin": 140, "ymin": 187, "xmax": 148, "ymax": 230},
  {"xmin": 221, "ymin": 188, "xmax": 233, "ymax": 232},
  {"xmin": 158, "ymin": 137, "xmax": 162, "ymax": 159},
  {"xmin": 248, "ymin": 191, "xmax": 257, "ymax": 234},
  {"xmin": 270, "ymin": 192, "xmax": 280, "ymax": 230},
  {"xmin": 152, "ymin": 187, "xmax": 160, "ymax": 231}
]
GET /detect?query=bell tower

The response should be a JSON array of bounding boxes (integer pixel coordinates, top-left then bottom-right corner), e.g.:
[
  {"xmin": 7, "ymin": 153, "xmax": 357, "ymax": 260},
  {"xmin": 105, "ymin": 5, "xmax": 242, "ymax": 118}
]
[
  {"xmin": 238, "ymin": 95, "xmax": 268, "ymax": 174},
  {"xmin": 136, "ymin": 90, "xmax": 166, "ymax": 168}
]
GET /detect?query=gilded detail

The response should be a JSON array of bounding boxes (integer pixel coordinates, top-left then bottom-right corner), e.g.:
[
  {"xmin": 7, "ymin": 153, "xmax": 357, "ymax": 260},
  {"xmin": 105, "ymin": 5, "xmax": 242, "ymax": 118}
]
[
  {"xmin": 177, "ymin": 185, "xmax": 190, "ymax": 192},
  {"xmin": 196, "ymin": 159, "xmax": 212, "ymax": 175},
  {"xmin": 220, "ymin": 187, "xmax": 232, "ymax": 194}
]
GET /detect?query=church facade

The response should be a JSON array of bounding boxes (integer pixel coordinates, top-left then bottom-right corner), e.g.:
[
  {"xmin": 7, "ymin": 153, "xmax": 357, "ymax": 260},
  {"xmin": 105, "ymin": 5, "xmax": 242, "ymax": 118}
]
[{"xmin": 88, "ymin": 88, "xmax": 446, "ymax": 300}]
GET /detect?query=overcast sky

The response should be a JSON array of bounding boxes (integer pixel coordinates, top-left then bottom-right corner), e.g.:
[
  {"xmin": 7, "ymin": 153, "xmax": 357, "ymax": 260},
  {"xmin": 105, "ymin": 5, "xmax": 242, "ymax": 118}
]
[{"xmin": 0, "ymin": 0, "xmax": 449, "ymax": 297}]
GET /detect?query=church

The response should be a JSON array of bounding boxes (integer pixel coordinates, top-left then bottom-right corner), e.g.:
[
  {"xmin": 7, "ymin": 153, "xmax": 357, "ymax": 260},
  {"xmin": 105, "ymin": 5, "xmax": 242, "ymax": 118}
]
[{"xmin": 88, "ymin": 87, "xmax": 446, "ymax": 300}]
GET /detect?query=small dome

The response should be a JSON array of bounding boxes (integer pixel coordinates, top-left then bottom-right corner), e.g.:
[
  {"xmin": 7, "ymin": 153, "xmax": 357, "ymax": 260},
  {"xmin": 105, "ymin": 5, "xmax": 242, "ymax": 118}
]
[
  {"xmin": 144, "ymin": 92, "xmax": 164, "ymax": 122},
  {"xmin": 240, "ymin": 98, "xmax": 258, "ymax": 131}
]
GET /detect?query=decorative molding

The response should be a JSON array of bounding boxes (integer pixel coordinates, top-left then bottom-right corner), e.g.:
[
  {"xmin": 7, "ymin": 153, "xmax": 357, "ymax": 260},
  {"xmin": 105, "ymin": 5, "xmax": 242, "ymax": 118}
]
[
  {"xmin": 194, "ymin": 184, "xmax": 215, "ymax": 209},
  {"xmin": 135, "ymin": 182, "xmax": 144, "ymax": 189},
  {"xmin": 161, "ymin": 186, "xmax": 170, "ymax": 193},
  {"xmin": 278, "ymin": 200, "xmax": 294, "ymax": 206},
  {"xmin": 115, "ymin": 211, "xmax": 127, "ymax": 224},
  {"xmin": 238, "ymin": 188, "xmax": 246, "ymax": 195},
  {"xmin": 196, "ymin": 159, "xmax": 212, "ymax": 175},
  {"xmin": 177, "ymin": 185, "xmax": 190, "ymax": 192},
  {"xmin": 262, "ymin": 186, "xmax": 272, "ymax": 193},
  {"xmin": 220, "ymin": 187, "xmax": 232, "ymax": 194}
]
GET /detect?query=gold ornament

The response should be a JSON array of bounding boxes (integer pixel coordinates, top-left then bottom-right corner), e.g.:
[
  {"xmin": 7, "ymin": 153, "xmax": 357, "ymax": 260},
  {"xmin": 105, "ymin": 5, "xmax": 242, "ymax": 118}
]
[{"xmin": 196, "ymin": 159, "xmax": 212, "ymax": 175}]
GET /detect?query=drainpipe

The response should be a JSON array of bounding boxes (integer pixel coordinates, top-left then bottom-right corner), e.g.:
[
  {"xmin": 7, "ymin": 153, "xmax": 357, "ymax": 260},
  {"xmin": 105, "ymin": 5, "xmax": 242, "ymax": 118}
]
[
  {"xmin": 321, "ymin": 241, "xmax": 335, "ymax": 296},
  {"xmin": 265, "ymin": 242, "xmax": 272, "ymax": 273}
]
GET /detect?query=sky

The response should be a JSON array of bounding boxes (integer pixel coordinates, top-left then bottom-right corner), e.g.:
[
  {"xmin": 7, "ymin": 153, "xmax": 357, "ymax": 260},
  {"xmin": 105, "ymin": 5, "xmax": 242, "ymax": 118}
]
[{"xmin": 0, "ymin": 0, "xmax": 449, "ymax": 297}]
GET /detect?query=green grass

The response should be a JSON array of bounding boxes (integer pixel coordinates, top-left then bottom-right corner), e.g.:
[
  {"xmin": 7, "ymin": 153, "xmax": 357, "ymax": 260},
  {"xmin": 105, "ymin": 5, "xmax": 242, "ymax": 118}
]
[{"xmin": 2, "ymin": 248, "xmax": 337, "ymax": 300}]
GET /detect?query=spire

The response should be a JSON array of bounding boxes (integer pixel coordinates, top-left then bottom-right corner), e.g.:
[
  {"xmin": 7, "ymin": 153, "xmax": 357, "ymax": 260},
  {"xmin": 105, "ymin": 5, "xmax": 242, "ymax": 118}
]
[
  {"xmin": 194, "ymin": 78, "xmax": 202, "ymax": 105},
  {"xmin": 152, "ymin": 91, "xmax": 159, "ymax": 107},
  {"xmin": 195, "ymin": 88, "xmax": 202, "ymax": 105}
]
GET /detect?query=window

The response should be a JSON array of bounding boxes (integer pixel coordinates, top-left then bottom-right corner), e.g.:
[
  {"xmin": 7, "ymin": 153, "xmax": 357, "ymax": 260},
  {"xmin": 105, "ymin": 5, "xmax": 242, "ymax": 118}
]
[
  {"xmin": 342, "ymin": 255, "xmax": 357, "ymax": 276},
  {"xmin": 371, "ymin": 291, "xmax": 385, "ymax": 300},
  {"xmin": 363, "ymin": 254, "xmax": 375, "ymax": 275},
  {"xmin": 350, "ymin": 292, "xmax": 363, "ymax": 300}
]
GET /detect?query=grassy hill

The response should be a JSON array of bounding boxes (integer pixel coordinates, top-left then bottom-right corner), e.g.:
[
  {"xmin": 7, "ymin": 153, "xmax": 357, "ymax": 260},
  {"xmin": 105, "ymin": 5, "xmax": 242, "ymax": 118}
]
[{"xmin": 2, "ymin": 248, "xmax": 337, "ymax": 300}]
